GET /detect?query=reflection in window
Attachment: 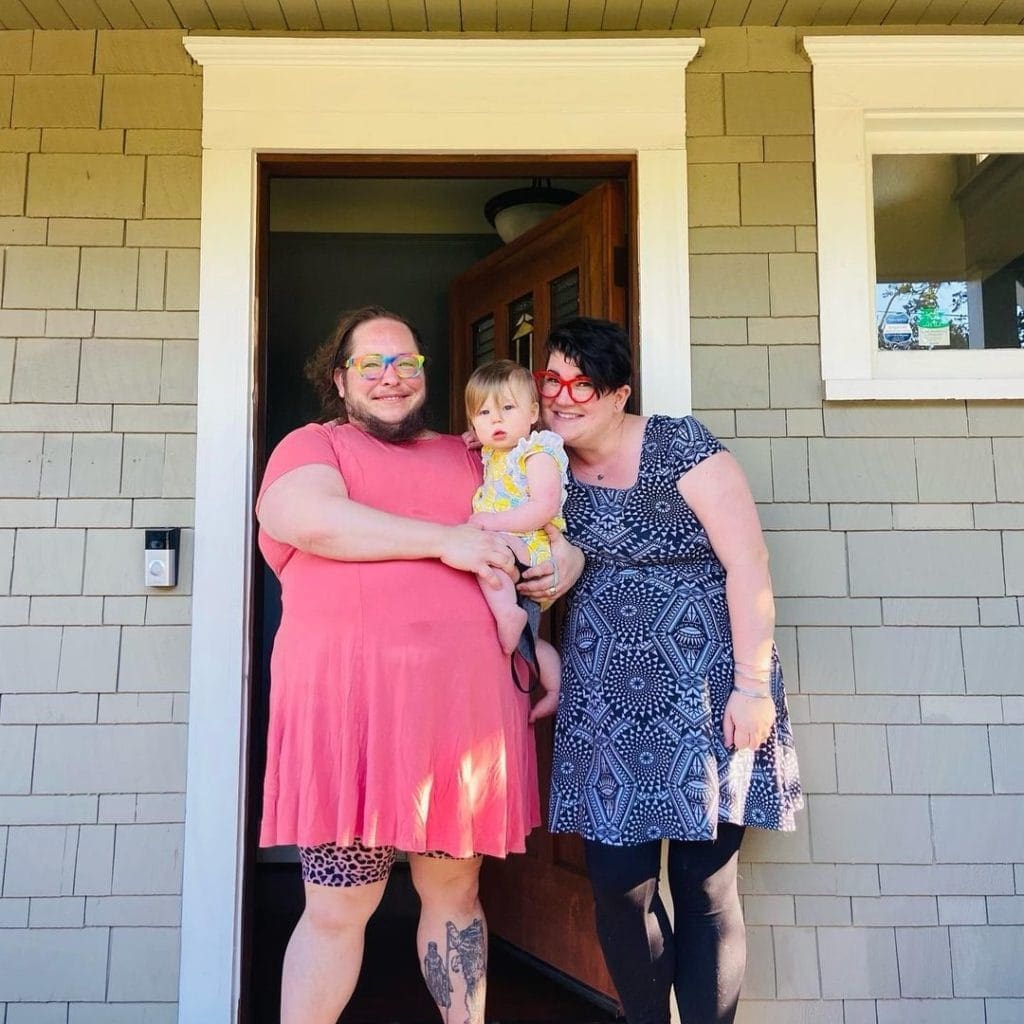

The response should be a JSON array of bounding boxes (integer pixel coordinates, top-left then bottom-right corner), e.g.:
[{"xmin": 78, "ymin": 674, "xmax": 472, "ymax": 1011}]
[
  {"xmin": 873, "ymin": 154, "xmax": 1024, "ymax": 350},
  {"xmin": 472, "ymin": 314, "xmax": 495, "ymax": 368},
  {"xmin": 550, "ymin": 268, "xmax": 580, "ymax": 327},
  {"xmin": 508, "ymin": 294, "xmax": 534, "ymax": 370}
]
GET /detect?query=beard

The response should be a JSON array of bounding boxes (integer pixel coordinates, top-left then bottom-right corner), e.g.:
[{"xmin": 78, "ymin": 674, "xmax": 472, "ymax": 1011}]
[{"xmin": 345, "ymin": 397, "xmax": 430, "ymax": 444}]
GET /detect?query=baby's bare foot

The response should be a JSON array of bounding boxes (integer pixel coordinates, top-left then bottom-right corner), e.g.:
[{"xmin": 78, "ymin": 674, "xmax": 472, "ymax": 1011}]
[{"xmin": 529, "ymin": 690, "xmax": 559, "ymax": 723}]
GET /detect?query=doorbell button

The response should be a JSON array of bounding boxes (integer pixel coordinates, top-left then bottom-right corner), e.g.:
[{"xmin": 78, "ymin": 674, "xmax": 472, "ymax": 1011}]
[{"xmin": 146, "ymin": 551, "xmax": 174, "ymax": 587}]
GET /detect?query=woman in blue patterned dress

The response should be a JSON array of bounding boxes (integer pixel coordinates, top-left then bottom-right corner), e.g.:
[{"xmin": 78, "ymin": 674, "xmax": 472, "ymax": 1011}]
[{"xmin": 519, "ymin": 317, "xmax": 802, "ymax": 1024}]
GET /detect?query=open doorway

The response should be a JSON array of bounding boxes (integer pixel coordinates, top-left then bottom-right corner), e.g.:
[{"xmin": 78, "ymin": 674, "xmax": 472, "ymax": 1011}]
[
  {"xmin": 179, "ymin": 38, "xmax": 700, "ymax": 1022},
  {"xmin": 243, "ymin": 159, "xmax": 633, "ymax": 1023}
]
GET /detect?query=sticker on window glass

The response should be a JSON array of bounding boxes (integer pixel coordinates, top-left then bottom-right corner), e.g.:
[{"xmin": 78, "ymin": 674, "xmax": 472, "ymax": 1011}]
[{"xmin": 916, "ymin": 305, "xmax": 952, "ymax": 348}]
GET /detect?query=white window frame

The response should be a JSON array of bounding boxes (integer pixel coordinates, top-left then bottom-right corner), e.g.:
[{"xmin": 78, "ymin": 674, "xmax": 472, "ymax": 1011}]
[
  {"xmin": 177, "ymin": 35, "xmax": 703, "ymax": 1022},
  {"xmin": 803, "ymin": 35, "xmax": 1024, "ymax": 401}
]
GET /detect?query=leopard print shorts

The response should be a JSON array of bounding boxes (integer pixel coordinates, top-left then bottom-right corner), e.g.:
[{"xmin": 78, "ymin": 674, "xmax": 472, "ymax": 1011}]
[{"xmin": 298, "ymin": 839, "xmax": 469, "ymax": 888}]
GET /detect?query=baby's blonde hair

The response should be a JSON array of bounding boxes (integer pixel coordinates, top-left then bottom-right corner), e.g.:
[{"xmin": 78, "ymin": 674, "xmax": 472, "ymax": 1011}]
[{"xmin": 464, "ymin": 359, "xmax": 539, "ymax": 423}]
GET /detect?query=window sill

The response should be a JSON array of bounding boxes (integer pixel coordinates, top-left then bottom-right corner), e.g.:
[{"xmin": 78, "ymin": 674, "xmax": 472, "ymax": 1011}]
[
  {"xmin": 826, "ymin": 377, "xmax": 1024, "ymax": 401},
  {"xmin": 825, "ymin": 349, "xmax": 1024, "ymax": 400}
]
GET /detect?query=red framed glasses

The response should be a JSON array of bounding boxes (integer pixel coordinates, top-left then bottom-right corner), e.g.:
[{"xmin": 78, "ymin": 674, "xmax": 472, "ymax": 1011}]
[{"xmin": 533, "ymin": 370, "xmax": 598, "ymax": 404}]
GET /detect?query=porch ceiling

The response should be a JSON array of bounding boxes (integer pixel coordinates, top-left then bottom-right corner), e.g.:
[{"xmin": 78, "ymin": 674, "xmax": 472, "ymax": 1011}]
[{"xmin": 1, "ymin": 0, "xmax": 1023, "ymax": 35}]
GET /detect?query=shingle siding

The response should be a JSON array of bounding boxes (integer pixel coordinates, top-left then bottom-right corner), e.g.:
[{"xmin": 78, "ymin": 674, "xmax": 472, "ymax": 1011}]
[
  {"xmin": 689, "ymin": 28, "xmax": 1024, "ymax": 1024},
  {"xmin": 0, "ymin": 21, "xmax": 1021, "ymax": 1022},
  {"xmin": 0, "ymin": 28, "xmax": 196, "ymax": 1018}
]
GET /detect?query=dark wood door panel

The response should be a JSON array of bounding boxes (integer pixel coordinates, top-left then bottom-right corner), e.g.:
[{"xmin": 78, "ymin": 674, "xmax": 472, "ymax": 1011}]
[{"xmin": 449, "ymin": 180, "xmax": 628, "ymax": 1002}]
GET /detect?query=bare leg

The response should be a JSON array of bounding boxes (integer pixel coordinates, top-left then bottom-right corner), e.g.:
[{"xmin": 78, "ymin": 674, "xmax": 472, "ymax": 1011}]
[
  {"xmin": 478, "ymin": 570, "xmax": 528, "ymax": 655},
  {"xmin": 410, "ymin": 854, "xmax": 488, "ymax": 1024},
  {"xmin": 280, "ymin": 876, "xmax": 388, "ymax": 1024},
  {"xmin": 529, "ymin": 638, "xmax": 561, "ymax": 722}
]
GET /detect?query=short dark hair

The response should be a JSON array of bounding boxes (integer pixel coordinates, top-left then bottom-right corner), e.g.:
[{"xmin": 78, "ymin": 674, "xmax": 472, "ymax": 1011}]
[
  {"xmin": 544, "ymin": 317, "xmax": 633, "ymax": 394},
  {"xmin": 305, "ymin": 306, "xmax": 423, "ymax": 422}
]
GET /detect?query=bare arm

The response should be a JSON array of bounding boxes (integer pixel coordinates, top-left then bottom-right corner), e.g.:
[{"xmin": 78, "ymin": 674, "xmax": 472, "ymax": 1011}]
[
  {"xmin": 679, "ymin": 452, "xmax": 774, "ymax": 674},
  {"xmin": 468, "ymin": 452, "xmax": 563, "ymax": 534},
  {"xmin": 258, "ymin": 463, "xmax": 512, "ymax": 583},
  {"xmin": 679, "ymin": 451, "xmax": 777, "ymax": 749}
]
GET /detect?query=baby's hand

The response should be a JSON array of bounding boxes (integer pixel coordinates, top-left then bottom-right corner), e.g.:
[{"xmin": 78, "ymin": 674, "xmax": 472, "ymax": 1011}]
[
  {"xmin": 462, "ymin": 429, "xmax": 482, "ymax": 451},
  {"xmin": 467, "ymin": 512, "xmax": 497, "ymax": 529}
]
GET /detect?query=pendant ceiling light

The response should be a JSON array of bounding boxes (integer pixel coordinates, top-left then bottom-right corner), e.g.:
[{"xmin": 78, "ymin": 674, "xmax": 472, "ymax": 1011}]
[{"xmin": 484, "ymin": 177, "xmax": 580, "ymax": 244}]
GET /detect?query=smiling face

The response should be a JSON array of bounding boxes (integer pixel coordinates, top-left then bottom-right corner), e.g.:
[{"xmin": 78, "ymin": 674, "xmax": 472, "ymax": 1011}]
[
  {"xmin": 540, "ymin": 349, "xmax": 630, "ymax": 450},
  {"xmin": 470, "ymin": 383, "xmax": 538, "ymax": 450},
  {"xmin": 333, "ymin": 317, "xmax": 428, "ymax": 441}
]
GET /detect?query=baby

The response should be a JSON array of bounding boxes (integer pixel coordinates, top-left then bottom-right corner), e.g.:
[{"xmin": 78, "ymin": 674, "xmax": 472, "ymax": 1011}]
[{"xmin": 465, "ymin": 360, "xmax": 568, "ymax": 722}]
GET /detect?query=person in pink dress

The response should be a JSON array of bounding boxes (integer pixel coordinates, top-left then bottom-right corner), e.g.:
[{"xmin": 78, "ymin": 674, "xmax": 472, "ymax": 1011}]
[{"xmin": 256, "ymin": 306, "xmax": 582, "ymax": 1024}]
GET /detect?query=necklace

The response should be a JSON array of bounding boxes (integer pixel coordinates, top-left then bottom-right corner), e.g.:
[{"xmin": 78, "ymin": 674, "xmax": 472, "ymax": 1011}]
[{"xmin": 577, "ymin": 416, "xmax": 626, "ymax": 484}]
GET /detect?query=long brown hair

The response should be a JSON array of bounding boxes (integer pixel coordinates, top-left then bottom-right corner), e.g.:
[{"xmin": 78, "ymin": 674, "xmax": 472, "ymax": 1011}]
[{"xmin": 305, "ymin": 306, "xmax": 423, "ymax": 422}]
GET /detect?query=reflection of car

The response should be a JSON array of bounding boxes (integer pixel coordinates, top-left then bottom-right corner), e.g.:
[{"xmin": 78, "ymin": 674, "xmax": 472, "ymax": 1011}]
[{"xmin": 881, "ymin": 311, "xmax": 913, "ymax": 348}]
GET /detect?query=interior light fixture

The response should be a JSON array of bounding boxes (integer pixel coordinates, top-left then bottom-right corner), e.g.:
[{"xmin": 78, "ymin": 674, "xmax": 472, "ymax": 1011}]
[{"xmin": 484, "ymin": 178, "xmax": 580, "ymax": 243}]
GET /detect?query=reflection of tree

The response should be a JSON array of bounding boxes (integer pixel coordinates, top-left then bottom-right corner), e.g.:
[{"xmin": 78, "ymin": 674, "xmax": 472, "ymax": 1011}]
[{"xmin": 877, "ymin": 281, "xmax": 970, "ymax": 348}]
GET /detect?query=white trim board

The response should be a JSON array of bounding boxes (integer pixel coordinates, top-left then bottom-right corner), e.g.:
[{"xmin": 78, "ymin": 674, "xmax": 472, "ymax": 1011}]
[
  {"xmin": 803, "ymin": 35, "xmax": 1024, "ymax": 401},
  {"xmin": 178, "ymin": 35, "xmax": 703, "ymax": 1022}
]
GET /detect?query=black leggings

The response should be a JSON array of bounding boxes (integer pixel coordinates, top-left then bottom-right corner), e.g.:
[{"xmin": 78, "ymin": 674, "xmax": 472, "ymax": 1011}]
[{"xmin": 584, "ymin": 824, "xmax": 746, "ymax": 1024}]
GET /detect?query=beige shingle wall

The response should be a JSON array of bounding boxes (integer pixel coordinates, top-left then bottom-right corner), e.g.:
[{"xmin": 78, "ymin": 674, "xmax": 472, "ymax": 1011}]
[
  {"xmin": 1, "ymin": 22, "xmax": 1023, "ymax": 1023},
  {"xmin": 0, "ymin": 28, "xmax": 197, "ymax": 1021},
  {"xmin": 688, "ymin": 27, "xmax": 1024, "ymax": 1024}
]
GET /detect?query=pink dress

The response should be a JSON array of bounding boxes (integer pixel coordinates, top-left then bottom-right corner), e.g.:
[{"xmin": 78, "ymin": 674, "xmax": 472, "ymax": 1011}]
[{"xmin": 257, "ymin": 422, "xmax": 540, "ymax": 858}]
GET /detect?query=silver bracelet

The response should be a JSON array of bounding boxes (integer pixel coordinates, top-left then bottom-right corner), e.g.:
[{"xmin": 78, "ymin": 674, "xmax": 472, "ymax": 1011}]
[
  {"xmin": 733, "ymin": 683, "xmax": 772, "ymax": 700},
  {"xmin": 734, "ymin": 661, "xmax": 772, "ymax": 684},
  {"xmin": 735, "ymin": 672, "xmax": 771, "ymax": 689}
]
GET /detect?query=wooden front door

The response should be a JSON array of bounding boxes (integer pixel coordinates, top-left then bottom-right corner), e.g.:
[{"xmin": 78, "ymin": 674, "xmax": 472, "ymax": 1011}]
[{"xmin": 449, "ymin": 180, "xmax": 627, "ymax": 1003}]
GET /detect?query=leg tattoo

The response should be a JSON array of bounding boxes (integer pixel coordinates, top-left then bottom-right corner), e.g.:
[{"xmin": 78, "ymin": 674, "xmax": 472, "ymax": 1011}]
[
  {"xmin": 423, "ymin": 940, "xmax": 453, "ymax": 1016},
  {"xmin": 447, "ymin": 918, "xmax": 486, "ymax": 1024}
]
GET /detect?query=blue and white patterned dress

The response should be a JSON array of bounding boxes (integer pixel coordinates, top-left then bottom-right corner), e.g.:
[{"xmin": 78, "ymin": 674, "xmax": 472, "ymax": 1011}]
[{"xmin": 549, "ymin": 415, "xmax": 803, "ymax": 845}]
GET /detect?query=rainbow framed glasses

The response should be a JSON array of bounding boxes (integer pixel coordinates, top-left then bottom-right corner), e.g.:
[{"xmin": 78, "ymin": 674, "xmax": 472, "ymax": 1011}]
[
  {"xmin": 344, "ymin": 352, "xmax": 426, "ymax": 381},
  {"xmin": 533, "ymin": 369, "xmax": 598, "ymax": 404}
]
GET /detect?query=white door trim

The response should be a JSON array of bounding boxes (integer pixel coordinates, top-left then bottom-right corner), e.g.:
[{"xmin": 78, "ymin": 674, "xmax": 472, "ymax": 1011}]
[{"xmin": 178, "ymin": 35, "xmax": 702, "ymax": 1022}]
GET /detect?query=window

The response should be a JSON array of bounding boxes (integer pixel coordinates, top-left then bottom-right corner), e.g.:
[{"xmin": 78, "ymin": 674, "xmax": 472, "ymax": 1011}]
[{"xmin": 804, "ymin": 36, "xmax": 1024, "ymax": 399}]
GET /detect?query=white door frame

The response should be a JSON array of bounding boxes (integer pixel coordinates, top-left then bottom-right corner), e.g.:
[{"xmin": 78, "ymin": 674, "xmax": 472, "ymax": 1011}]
[{"xmin": 178, "ymin": 35, "xmax": 703, "ymax": 1022}]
